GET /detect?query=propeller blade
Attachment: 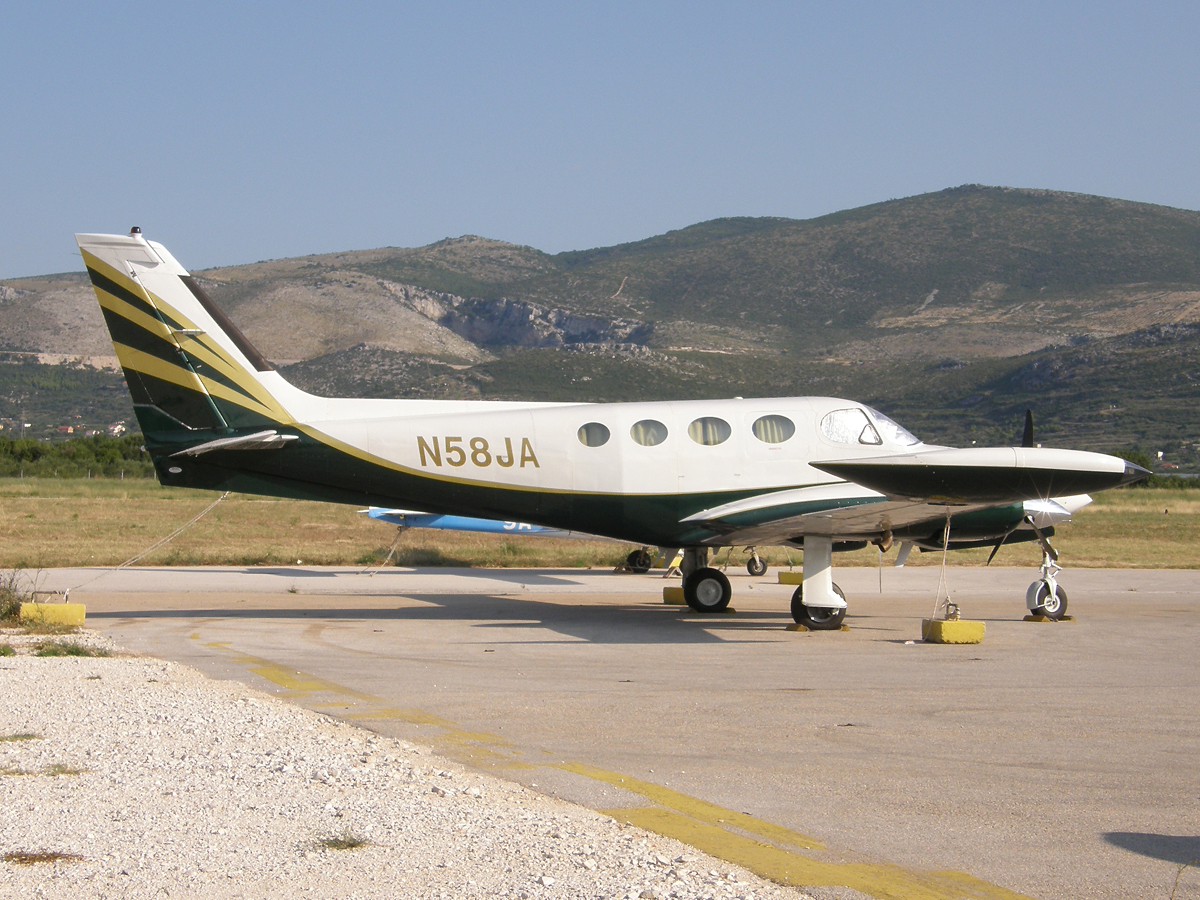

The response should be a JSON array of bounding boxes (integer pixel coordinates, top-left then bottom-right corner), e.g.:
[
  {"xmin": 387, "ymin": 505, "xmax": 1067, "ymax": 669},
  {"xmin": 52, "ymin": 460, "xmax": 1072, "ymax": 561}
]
[
  {"xmin": 985, "ymin": 530, "xmax": 1011, "ymax": 566},
  {"xmin": 1021, "ymin": 409, "xmax": 1034, "ymax": 448}
]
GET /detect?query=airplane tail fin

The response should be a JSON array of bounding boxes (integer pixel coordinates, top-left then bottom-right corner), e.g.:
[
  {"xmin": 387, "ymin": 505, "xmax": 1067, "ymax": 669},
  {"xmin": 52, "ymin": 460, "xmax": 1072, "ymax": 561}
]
[{"xmin": 75, "ymin": 230, "xmax": 295, "ymax": 447}]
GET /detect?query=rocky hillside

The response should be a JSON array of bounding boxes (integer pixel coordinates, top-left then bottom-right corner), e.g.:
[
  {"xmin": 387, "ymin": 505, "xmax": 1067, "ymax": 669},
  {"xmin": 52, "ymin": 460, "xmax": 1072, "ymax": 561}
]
[{"xmin": 3, "ymin": 185, "xmax": 1200, "ymax": 468}]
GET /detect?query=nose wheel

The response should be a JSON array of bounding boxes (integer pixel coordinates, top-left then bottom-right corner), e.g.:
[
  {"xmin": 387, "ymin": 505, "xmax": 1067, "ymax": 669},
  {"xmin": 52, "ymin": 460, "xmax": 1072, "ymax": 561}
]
[
  {"xmin": 1024, "ymin": 517, "xmax": 1069, "ymax": 620},
  {"xmin": 746, "ymin": 548, "xmax": 767, "ymax": 577},
  {"xmin": 1029, "ymin": 581, "xmax": 1068, "ymax": 619}
]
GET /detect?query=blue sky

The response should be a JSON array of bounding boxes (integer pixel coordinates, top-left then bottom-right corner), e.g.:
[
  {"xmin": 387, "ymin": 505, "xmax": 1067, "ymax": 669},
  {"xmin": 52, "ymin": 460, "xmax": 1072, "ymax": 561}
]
[{"xmin": 2, "ymin": 2, "xmax": 1198, "ymax": 278}]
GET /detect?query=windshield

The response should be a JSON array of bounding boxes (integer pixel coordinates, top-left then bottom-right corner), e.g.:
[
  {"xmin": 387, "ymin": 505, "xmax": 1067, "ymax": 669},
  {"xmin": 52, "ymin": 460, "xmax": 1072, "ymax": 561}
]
[{"xmin": 864, "ymin": 407, "xmax": 921, "ymax": 446}]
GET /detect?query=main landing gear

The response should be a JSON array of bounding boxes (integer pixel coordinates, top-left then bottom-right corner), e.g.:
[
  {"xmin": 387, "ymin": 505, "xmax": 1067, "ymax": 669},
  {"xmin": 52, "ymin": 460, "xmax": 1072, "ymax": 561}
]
[
  {"xmin": 625, "ymin": 548, "xmax": 653, "ymax": 574},
  {"xmin": 787, "ymin": 534, "xmax": 847, "ymax": 630},
  {"xmin": 680, "ymin": 548, "xmax": 733, "ymax": 612},
  {"xmin": 680, "ymin": 536, "xmax": 849, "ymax": 626}
]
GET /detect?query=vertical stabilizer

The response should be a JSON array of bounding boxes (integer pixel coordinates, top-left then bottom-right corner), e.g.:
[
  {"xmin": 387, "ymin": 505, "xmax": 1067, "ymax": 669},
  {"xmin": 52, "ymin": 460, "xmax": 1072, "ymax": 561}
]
[{"xmin": 76, "ymin": 231, "xmax": 294, "ymax": 442}]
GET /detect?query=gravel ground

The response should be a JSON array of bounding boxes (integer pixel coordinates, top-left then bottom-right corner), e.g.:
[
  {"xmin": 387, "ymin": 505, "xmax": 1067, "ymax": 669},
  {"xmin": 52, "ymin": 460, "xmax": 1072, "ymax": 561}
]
[{"xmin": 0, "ymin": 630, "xmax": 813, "ymax": 900}]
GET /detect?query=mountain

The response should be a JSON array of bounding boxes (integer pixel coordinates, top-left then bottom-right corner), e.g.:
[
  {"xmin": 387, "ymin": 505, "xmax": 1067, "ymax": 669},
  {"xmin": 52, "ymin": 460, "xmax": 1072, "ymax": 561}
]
[{"xmin": 3, "ymin": 186, "xmax": 1199, "ymax": 468}]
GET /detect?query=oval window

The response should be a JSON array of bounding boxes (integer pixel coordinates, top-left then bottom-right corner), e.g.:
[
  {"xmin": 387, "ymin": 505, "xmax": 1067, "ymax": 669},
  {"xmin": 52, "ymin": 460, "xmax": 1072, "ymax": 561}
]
[
  {"xmin": 751, "ymin": 415, "xmax": 795, "ymax": 444},
  {"xmin": 577, "ymin": 422, "xmax": 610, "ymax": 447},
  {"xmin": 688, "ymin": 417, "xmax": 731, "ymax": 446},
  {"xmin": 630, "ymin": 419, "xmax": 668, "ymax": 447}
]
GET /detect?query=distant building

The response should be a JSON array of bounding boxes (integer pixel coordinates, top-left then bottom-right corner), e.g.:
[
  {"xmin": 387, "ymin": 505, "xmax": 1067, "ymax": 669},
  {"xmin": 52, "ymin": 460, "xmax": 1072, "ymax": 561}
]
[{"xmin": 107, "ymin": 422, "xmax": 126, "ymax": 437}]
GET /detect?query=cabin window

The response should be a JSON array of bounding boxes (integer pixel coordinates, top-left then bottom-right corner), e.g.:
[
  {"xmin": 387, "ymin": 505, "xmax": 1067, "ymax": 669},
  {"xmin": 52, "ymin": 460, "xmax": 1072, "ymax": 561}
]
[
  {"xmin": 821, "ymin": 408, "xmax": 882, "ymax": 445},
  {"xmin": 688, "ymin": 417, "xmax": 731, "ymax": 446},
  {"xmin": 577, "ymin": 422, "xmax": 611, "ymax": 447},
  {"xmin": 630, "ymin": 419, "xmax": 668, "ymax": 447},
  {"xmin": 864, "ymin": 406, "xmax": 921, "ymax": 446},
  {"xmin": 751, "ymin": 414, "xmax": 795, "ymax": 444}
]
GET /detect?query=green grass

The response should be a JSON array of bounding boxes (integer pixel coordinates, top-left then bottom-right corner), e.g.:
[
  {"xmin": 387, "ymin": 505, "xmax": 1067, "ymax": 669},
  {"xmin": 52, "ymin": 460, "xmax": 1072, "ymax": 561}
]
[
  {"xmin": 0, "ymin": 733, "xmax": 39, "ymax": 742},
  {"xmin": 317, "ymin": 830, "xmax": 370, "ymax": 851},
  {"xmin": 2, "ymin": 478, "xmax": 1197, "ymax": 569},
  {"xmin": 0, "ymin": 645, "xmax": 14, "ymax": 657},
  {"xmin": 32, "ymin": 642, "xmax": 108, "ymax": 658},
  {"xmin": 0, "ymin": 568, "xmax": 25, "ymax": 623}
]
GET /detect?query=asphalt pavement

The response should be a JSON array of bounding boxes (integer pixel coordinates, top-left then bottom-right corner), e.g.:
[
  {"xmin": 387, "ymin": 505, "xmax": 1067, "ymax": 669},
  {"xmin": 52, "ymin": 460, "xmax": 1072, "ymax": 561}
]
[{"xmin": 33, "ymin": 563, "xmax": 1200, "ymax": 900}]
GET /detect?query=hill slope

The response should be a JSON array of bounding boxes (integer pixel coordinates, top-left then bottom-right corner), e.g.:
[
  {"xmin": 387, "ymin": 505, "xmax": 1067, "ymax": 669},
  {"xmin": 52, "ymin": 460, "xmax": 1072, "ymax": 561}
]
[{"xmin": 3, "ymin": 185, "xmax": 1199, "ymax": 468}]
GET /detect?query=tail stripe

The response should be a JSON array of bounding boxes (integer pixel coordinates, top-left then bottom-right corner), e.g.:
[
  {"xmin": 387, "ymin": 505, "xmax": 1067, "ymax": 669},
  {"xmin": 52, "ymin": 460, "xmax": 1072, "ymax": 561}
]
[
  {"xmin": 113, "ymin": 341, "xmax": 278, "ymax": 422},
  {"xmin": 86, "ymin": 265, "xmax": 183, "ymax": 330},
  {"xmin": 83, "ymin": 249, "xmax": 292, "ymax": 425},
  {"xmin": 99, "ymin": 306, "xmax": 190, "ymax": 371},
  {"xmin": 90, "ymin": 273, "xmax": 272, "ymax": 413}
]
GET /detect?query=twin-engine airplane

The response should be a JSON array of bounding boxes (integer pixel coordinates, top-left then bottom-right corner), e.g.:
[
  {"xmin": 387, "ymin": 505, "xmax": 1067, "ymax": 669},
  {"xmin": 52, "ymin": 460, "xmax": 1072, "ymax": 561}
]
[{"xmin": 77, "ymin": 230, "xmax": 1148, "ymax": 627}]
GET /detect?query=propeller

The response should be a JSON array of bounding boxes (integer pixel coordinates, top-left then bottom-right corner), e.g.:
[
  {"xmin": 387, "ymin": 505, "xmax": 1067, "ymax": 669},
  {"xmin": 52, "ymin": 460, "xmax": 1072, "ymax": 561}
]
[
  {"xmin": 986, "ymin": 409, "xmax": 1035, "ymax": 564},
  {"xmin": 1021, "ymin": 408, "xmax": 1034, "ymax": 448},
  {"xmin": 985, "ymin": 531, "xmax": 1010, "ymax": 566}
]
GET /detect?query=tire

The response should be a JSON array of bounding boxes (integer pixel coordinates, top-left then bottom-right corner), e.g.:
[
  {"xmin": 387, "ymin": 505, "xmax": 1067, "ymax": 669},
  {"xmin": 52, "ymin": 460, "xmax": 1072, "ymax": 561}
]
[
  {"xmin": 790, "ymin": 583, "xmax": 847, "ymax": 630},
  {"xmin": 683, "ymin": 567, "xmax": 732, "ymax": 613},
  {"xmin": 1031, "ymin": 583, "xmax": 1068, "ymax": 620},
  {"xmin": 626, "ymin": 549, "xmax": 653, "ymax": 573},
  {"xmin": 746, "ymin": 555, "xmax": 768, "ymax": 577}
]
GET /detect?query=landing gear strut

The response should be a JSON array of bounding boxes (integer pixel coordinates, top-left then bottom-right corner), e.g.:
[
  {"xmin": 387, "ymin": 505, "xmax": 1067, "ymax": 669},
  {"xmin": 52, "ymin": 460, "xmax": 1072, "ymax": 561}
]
[
  {"xmin": 1024, "ymin": 516, "xmax": 1069, "ymax": 620},
  {"xmin": 790, "ymin": 583, "xmax": 847, "ymax": 630},
  {"xmin": 791, "ymin": 534, "xmax": 849, "ymax": 629}
]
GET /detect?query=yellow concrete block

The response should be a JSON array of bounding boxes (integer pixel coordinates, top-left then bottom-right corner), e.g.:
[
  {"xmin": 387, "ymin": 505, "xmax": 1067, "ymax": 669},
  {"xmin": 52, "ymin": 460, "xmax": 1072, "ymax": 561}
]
[
  {"xmin": 1023, "ymin": 615, "xmax": 1075, "ymax": 623},
  {"xmin": 921, "ymin": 618, "xmax": 984, "ymax": 644},
  {"xmin": 663, "ymin": 587, "xmax": 686, "ymax": 605},
  {"xmin": 19, "ymin": 603, "xmax": 86, "ymax": 627},
  {"xmin": 777, "ymin": 571, "xmax": 803, "ymax": 585}
]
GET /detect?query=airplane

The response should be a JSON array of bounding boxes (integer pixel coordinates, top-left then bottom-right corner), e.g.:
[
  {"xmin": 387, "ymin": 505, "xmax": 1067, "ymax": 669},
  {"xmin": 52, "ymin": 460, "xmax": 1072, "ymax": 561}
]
[{"xmin": 76, "ymin": 229, "xmax": 1148, "ymax": 628}]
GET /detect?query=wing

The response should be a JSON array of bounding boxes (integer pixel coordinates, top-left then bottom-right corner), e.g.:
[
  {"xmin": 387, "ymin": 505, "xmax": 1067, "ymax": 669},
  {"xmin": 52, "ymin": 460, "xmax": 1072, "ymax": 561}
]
[{"xmin": 682, "ymin": 447, "xmax": 1147, "ymax": 548}]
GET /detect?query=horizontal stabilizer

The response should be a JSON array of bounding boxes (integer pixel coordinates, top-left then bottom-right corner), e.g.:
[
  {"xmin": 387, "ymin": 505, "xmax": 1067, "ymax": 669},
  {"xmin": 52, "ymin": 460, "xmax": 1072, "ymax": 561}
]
[
  {"xmin": 170, "ymin": 430, "xmax": 298, "ymax": 457},
  {"xmin": 813, "ymin": 447, "xmax": 1148, "ymax": 503}
]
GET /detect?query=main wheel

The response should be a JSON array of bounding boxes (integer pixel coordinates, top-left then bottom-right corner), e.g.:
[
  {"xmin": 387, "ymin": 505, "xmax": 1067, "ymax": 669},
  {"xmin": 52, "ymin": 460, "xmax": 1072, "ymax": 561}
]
[
  {"xmin": 683, "ymin": 567, "xmax": 732, "ymax": 613},
  {"xmin": 790, "ymin": 583, "xmax": 847, "ymax": 630},
  {"xmin": 746, "ymin": 554, "xmax": 767, "ymax": 577},
  {"xmin": 626, "ymin": 549, "xmax": 653, "ymax": 573},
  {"xmin": 1030, "ymin": 582, "xmax": 1068, "ymax": 620}
]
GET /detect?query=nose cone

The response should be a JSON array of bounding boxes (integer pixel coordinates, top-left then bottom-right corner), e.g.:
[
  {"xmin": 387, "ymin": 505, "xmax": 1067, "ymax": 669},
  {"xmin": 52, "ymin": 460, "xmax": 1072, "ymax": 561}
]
[{"xmin": 1121, "ymin": 461, "xmax": 1152, "ymax": 486}]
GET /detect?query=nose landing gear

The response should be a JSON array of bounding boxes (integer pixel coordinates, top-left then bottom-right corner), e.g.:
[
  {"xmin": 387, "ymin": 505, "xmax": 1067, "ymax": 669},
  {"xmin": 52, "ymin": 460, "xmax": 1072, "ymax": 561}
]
[
  {"xmin": 1024, "ymin": 516, "xmax": 1069, "ymax": 620},
  {"xmin": 745, "ymin": 548, "xmax": 767, "ymax": 577},
  {"xmin": 1027, "ymin": 552, "xmax": 1068, "ymax": 619}
]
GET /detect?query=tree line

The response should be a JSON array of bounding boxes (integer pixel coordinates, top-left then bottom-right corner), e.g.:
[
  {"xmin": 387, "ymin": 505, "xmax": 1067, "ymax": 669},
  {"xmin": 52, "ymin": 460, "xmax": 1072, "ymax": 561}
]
[{"xmin": 0, "ymin": 434, "xmax": 155, "ymax": 478}]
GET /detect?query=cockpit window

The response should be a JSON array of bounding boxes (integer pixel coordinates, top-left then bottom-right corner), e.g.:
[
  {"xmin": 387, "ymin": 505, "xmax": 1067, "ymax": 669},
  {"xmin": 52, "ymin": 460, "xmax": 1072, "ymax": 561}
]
[
  {"xmin": 821, "ymin": 408, "xmax": 882, "ymax": 445},
  {"xmin": 864, "ymin": 406, "xmax": 921, "ymax": 446}
]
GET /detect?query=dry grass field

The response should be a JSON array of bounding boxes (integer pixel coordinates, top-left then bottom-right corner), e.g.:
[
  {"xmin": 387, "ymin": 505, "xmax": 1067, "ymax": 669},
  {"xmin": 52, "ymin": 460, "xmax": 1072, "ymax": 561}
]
[{"xmin": 1, "ymin": 478, "xmax": 1197, "ymax": 570}]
